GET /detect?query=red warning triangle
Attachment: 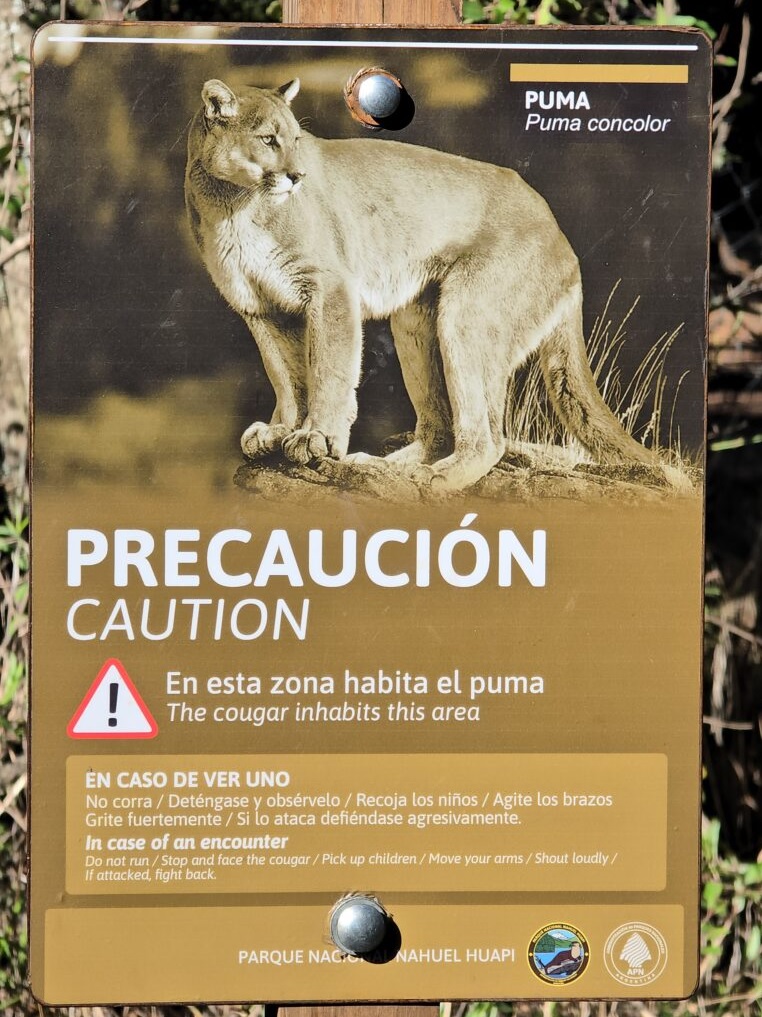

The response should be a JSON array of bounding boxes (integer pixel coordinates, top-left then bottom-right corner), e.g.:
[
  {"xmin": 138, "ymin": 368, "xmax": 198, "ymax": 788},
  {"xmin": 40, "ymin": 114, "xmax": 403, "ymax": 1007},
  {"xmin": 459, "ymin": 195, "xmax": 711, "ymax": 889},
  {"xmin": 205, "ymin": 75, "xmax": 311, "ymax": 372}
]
[{"xmin": 67, "ymin": 658, "xmax": 158, "ymax": 739}]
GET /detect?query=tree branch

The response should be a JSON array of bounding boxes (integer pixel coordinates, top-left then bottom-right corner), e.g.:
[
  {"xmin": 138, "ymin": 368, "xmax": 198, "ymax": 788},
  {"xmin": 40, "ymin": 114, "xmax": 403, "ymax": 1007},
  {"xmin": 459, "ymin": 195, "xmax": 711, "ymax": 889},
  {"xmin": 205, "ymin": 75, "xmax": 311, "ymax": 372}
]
[{"xmin": 0, "ymin": 233, "xmax": 30, "ymax": 270}]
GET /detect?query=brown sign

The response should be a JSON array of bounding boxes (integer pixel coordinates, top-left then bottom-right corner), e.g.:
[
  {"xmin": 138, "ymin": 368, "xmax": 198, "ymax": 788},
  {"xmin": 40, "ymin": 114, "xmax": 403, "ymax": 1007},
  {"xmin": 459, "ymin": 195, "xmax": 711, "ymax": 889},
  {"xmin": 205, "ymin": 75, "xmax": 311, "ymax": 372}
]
[{"xmin": 30, "ymin": 21, "xmax": 709, "ymax": 1005}]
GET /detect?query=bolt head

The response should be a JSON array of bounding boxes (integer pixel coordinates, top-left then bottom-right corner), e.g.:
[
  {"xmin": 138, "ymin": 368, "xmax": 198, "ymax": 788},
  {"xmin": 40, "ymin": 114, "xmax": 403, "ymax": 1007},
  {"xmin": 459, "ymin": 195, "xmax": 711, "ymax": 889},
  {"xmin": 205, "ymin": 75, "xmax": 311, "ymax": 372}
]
[
  {"xmin": 330, "ymin": 895, "xmax": 388, "ymax": 956},
  {"xmin": 357, "ymin": 74, "xmax": 402, "ymax": 119}
]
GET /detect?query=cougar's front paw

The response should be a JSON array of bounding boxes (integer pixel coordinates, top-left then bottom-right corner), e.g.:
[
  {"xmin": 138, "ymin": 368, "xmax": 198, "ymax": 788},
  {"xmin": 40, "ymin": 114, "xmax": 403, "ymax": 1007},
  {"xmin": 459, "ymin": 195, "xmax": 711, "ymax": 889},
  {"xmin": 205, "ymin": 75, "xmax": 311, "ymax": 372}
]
[
  {"xmin": 410, "ymin": 463, "xmax": 454, "ymax": 497},
  {"xmin": 282, "ymin": 428, "xmax": 332, "ymax": 465},
  {"xmin": 410, "ymin": 463, "xmax": 436, "ymax": 486},
  {"xmin": 241, "ymin": 422, "xmax": 289, "ymax": 459}
]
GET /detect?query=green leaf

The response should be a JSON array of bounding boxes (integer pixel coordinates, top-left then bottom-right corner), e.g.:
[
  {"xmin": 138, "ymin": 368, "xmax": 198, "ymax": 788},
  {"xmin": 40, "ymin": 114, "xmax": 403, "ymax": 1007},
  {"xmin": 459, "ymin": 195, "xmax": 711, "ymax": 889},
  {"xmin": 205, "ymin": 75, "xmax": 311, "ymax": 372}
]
[
  {"xmin": 0, "ymin": 225, "xmax": 14, "ymax": 242},
  {"xmin": 742, "ymin": 862, "xmax": 762, "ymax": 886},
  {"xmin": 704, "ymin": 922, "xmax": 731, "ymax": 944},
  {"xmin": 746, "ymin": 924, "xmax": 762, "ymax": 963},
  {"xmin": 670, "ymin": 15, "xmax": 716, "ymax": 38},
  {"xmin": 702, "ymin": 944, "xmax": 724, "ymax": 956},
  {"xmin": 6, "ymin": 194, "xmax": 22, "ymax": 219},
  {"xmin": 535, "ymin": 0, "xmax": 558, "ymax": 26},
  {"xmin": 463, "ymin": 0, "xmax": 487, "ymax": 22},
  {"xmin": 731, "ymin": 893, "xmax": 746, "ymax": 913},
  {"xmin": 702, "ymin": 817, "xmax": 721, "ymax": 859},
  {"xmin": 702, "ymin": 881, "xmax": 724, "ymax": 909}
]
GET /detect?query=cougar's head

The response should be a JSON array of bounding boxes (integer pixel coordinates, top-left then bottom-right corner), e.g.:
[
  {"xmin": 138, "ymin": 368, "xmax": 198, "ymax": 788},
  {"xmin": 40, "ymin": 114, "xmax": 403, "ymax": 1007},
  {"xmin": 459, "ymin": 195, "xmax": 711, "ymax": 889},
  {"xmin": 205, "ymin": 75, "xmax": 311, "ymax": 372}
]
[{"xmin": 197, "ymin": 78, "xmax": 306, "ymax": 201}]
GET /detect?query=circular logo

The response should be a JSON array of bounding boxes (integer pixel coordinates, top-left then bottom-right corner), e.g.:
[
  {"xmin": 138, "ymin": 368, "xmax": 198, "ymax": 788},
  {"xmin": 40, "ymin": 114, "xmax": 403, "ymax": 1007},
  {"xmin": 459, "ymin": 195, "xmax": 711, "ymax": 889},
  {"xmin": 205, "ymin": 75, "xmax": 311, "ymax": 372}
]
[
  {"xmin": 528, "ymin": 924, "xmax": 590, "ymax": 984},
  {"xmin": 604, "ymin": 922, "xmax": 668, "ymax": 987}
]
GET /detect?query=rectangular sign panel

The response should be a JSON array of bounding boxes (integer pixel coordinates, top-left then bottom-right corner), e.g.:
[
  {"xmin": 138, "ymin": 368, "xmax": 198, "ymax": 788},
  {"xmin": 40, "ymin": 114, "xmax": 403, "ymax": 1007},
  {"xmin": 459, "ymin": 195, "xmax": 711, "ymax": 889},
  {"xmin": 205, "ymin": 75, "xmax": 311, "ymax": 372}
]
[{"xmin": 31, "ymin": 22, "xmax": 709, "ymax": 1005}]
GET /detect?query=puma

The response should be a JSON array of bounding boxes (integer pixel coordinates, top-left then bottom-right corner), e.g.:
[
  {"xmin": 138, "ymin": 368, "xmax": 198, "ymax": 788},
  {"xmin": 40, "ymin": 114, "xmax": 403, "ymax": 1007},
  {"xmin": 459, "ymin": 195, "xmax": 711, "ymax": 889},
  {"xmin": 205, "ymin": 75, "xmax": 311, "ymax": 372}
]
[{"xmin": 185, "ymin": 78, "xmax": 664, "ymax": 493}]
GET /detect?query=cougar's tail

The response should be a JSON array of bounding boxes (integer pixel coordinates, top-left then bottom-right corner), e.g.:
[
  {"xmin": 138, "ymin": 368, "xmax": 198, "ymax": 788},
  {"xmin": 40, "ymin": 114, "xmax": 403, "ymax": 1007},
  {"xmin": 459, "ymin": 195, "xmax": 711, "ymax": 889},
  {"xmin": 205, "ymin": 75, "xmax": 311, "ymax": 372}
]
[{"xmin": 537, "ymin": 281, "xmax": 677, "ymax": 478}]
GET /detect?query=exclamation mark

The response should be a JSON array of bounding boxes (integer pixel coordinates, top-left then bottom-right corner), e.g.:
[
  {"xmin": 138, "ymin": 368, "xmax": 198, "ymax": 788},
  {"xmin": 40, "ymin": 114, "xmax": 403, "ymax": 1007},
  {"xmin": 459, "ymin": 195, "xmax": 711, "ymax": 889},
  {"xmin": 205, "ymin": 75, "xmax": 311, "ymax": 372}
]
[{"xmin": 108, "ymin": 681, "xmax": 119, "ymax": 728}]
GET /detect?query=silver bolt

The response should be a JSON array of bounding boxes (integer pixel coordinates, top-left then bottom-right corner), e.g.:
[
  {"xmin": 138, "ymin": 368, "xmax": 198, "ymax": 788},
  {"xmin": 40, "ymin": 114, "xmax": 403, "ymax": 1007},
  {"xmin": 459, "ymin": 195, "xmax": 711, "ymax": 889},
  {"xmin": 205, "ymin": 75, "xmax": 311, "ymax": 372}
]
[
  {"xmin": 329, "ymin": 894, "xmax": 389, "ymax": 956},
  {"xmin": 356, "ymin": 74, "xmax": 402, "ymax": 120}
]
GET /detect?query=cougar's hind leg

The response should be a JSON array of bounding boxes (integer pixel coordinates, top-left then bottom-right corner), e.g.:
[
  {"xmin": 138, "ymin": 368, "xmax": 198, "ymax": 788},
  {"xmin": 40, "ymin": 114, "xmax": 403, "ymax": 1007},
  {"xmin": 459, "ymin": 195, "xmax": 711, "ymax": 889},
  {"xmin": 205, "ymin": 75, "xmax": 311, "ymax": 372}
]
[
  {"xmin": 386, "ymin": 294, "xmax": 453, "ymax": 467},
  {"xmin": 413, "ymin": 269, "xmax": 512, "ymax": 491},
  {"xmin": 242, "ymin": 315, "xmax": 306, "ymax": 459}
]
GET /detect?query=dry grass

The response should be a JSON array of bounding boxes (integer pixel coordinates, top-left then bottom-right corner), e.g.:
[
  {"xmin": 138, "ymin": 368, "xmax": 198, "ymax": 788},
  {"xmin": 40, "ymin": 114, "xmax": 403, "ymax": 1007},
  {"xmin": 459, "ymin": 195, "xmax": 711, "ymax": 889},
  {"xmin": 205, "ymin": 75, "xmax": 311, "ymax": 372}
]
[{"xmin": 504, "ymin": 281, "xmax": 696, "ymax": 481}]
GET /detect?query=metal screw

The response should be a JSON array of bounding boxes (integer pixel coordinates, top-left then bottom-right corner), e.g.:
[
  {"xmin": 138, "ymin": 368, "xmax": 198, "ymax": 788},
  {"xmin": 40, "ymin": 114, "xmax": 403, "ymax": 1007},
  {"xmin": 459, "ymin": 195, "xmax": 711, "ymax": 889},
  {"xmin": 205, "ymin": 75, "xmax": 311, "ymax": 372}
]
[
  {"xmin": 357, "ymin": 73, "xmax": 402, "ymax": 119},
  {"xmin": 344, "ymin": 68, "xmax": 409, "ymax": 130},
  {"xmin": 329, "ymin": 893, "xmax": 389, "ymax": 956}
]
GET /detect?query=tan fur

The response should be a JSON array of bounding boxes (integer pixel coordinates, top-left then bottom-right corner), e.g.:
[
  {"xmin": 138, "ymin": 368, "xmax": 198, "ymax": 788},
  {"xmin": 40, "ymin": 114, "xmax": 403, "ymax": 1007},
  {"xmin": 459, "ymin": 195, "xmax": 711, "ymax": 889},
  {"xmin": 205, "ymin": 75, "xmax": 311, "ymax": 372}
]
[{"xmin": 185, "ymin": 79, "xmax": 659, "ymax": 492}]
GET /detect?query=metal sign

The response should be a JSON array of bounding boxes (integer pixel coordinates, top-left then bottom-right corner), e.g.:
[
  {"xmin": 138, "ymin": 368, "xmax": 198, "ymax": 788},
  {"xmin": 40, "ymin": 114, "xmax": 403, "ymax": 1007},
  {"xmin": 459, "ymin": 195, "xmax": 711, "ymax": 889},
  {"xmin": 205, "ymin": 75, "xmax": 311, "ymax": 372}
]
[{"xmin": 30, "ymin": 21, "xmax": 710, "ymax": 1005}]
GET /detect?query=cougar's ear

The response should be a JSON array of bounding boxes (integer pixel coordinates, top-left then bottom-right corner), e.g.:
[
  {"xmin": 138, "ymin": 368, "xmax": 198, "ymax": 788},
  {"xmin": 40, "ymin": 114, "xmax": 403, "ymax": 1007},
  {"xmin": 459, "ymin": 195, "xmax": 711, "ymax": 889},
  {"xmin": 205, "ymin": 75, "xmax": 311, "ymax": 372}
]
[
  {"xmin": 278, "ymin": 79, "xmax": 301, "ymax": 105},
  {"xmin": 202, "ymin": 79, "xmax": 239, "ymax": 121}
]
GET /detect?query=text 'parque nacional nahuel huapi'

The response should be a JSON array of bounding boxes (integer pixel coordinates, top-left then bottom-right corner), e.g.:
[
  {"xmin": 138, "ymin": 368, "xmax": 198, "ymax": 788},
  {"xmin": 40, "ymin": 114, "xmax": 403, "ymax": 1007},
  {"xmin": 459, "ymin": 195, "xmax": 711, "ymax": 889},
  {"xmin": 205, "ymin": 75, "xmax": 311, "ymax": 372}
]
[{"xmin": 31, "ymin": 21, "xmax": 708, "ymax": 1006}]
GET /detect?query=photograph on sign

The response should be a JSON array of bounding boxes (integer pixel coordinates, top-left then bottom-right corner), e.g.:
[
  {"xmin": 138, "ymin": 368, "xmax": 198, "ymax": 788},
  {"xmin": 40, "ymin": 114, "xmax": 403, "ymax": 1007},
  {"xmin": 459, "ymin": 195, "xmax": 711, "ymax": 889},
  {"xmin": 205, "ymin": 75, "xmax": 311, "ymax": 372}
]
[{"xmin": 30, "ymin": 22, "xmax": 709, "ymax": 1005}]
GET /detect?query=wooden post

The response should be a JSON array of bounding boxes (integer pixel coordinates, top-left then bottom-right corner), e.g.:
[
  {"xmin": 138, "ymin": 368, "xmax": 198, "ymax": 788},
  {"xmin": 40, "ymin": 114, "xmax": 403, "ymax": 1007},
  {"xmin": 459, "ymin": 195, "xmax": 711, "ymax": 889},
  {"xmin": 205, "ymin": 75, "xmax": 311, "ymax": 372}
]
[
  {"xmin": 276, "ymin": 4, "xmax": 459, "ymax": 1016},
  {"xmin": 282, "ymin": 1, "xmax": 461, "ymax": 25}
]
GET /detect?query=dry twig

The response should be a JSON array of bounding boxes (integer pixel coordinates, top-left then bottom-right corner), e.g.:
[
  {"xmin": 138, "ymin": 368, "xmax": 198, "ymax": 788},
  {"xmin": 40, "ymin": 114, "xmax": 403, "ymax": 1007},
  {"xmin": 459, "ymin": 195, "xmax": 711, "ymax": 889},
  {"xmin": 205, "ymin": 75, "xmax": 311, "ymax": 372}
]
[
  {"xmin": 0, "ymin": 230, "xmax": 29, "ymax": 269},
  {"xmin": 712, "ymin": 12, "xmax": 751, "ymax": 161}
]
